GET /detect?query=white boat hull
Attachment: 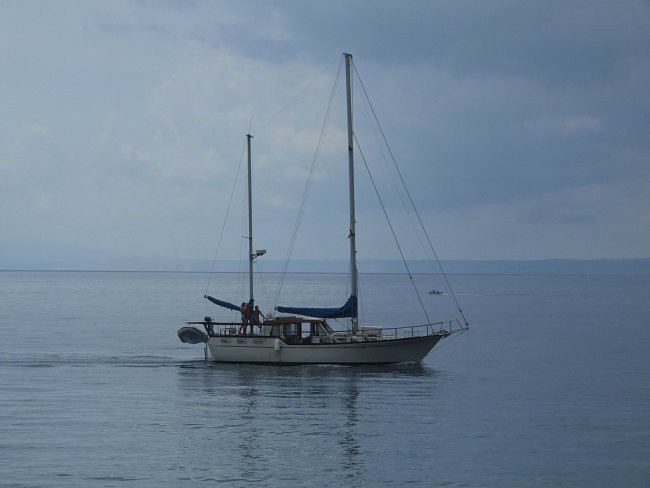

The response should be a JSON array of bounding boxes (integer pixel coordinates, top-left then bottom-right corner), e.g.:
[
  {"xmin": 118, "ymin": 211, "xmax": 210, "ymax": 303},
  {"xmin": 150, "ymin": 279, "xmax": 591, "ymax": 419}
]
[{"xmin": 206, "ymin": 334, "xmax": 446, "ymax": 364}]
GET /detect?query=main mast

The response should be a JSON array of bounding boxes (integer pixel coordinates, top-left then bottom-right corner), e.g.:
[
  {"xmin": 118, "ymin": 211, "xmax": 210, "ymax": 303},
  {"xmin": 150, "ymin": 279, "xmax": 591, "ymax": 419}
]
[{"xmin": 344, "ymin": 53, "xmax": 359, "ymax": 334}]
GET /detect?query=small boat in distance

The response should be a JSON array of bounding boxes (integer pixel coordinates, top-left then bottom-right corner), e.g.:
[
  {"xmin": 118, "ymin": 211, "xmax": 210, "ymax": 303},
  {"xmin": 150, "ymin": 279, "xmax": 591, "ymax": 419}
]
[
  {"xmin": 429, "ymin": 290, "xmax": 444, "ymax": 295},
  {"xmin": 178, "ymin": 53, "xmax": 469, "ymax": 364}
]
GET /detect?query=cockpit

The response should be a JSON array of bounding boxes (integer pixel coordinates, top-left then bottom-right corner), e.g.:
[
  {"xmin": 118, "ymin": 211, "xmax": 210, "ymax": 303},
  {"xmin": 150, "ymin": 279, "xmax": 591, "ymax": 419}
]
[{"xmin": 261, "ymin": 317, "xmax": 334, "ymax": 344}]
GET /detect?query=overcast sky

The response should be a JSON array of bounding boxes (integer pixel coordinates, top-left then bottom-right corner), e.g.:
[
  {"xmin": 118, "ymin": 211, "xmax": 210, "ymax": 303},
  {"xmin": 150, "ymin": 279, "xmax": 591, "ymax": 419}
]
[{"xmin": 1, "ymin": 0, "xmax": 649, "ymax": 266}]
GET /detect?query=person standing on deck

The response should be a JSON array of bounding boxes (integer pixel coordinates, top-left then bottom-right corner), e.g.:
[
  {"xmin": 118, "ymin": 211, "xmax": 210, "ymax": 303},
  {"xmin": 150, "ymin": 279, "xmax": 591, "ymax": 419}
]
[
  {"xmin": 239, "ymin": 302, "xmax": 250, "ymax": 334},
  {"xmin": 251, "ymin": 305, "xmax": 264, "ymax": 334}
]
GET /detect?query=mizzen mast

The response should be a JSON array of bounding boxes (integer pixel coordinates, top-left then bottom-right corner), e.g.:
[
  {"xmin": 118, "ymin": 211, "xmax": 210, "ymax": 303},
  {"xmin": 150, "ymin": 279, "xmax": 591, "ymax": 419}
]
[{"xmin": 246, "ymin": 133, "xmax": 255, "ymax": 309}]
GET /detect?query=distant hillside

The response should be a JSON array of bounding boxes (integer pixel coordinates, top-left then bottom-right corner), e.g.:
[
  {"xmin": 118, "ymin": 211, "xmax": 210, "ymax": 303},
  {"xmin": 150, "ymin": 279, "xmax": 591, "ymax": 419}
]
[
  {"xmin": 1, "ymin": 240, "xmax": 649, "ymax": 275},
  {"xmin": 302, "ymin": 258, "xmax": 650, "ymax": 275},
  {"xmin": 435, "ymin": 258, "xmax": 650, "ymax": 275}
]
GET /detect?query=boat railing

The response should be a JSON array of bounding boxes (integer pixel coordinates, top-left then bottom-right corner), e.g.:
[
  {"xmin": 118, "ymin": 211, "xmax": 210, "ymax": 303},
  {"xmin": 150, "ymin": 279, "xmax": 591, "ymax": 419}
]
[
  {"xmin": 187, "ymin": 318, "xmax": 468, "ymax": 340},
  {"xmin": 366, "ymin": 319, "xmax": 467, "ymax": 340},
  {"xmin": 186, "ymin": 320, "xmax": 254, "ymax": 336}
]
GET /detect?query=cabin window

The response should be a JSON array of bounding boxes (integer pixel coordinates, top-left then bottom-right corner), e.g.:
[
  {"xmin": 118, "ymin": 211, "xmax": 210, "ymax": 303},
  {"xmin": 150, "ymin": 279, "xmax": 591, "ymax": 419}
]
[
  {"xmin": 284, "ymin": 323, "xmax": 300, "ymax": 336},
  {"xmin": 301, "ymin": 324, "xmax": 312, "ymax": 340},
  {"xmin": 320, "ymin": 321, "xmax": 334, "ymax": 335},
  {"xmin": 281, "ymin": 322, "xmax": 301, "ymax": 345}
]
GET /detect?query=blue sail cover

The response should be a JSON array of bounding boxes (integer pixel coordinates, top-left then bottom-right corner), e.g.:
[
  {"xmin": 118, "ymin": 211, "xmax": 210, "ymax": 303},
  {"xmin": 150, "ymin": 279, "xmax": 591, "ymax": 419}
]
[
  {"xmin": 276, "ymin": 295, "xmax": 357, "ymax": 319},
  {"xmin": 204, "ymin": 295, "xmax": 241, "ymax": 312}
]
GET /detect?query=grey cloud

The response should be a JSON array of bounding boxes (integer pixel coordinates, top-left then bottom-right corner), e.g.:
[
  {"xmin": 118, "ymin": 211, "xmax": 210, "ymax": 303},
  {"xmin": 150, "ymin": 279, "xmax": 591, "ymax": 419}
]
[{"xmin": 1, "ymin": 0, "xmax": 648, "ymax": 262}]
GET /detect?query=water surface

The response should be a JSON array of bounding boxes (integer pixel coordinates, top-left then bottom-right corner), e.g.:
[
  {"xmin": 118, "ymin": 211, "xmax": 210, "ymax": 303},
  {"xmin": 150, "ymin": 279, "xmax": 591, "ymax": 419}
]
[{"xmin": 1, "ymin": 271, "xmax": 648, "ymax": 487}]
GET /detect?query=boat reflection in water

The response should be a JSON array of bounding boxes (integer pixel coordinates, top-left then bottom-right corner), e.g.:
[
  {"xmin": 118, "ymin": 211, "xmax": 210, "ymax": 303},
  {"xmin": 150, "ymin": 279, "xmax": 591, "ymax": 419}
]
[{"xmin": 175, "ymin": 362, "xmax": 440, "ymax": 485}]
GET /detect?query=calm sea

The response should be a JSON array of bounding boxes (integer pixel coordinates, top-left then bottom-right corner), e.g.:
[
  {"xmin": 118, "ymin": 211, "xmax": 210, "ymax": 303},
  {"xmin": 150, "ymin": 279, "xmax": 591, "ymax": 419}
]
[{"xmin": 0, "ymin": 271, "xmax": 648, "ymax": 487}]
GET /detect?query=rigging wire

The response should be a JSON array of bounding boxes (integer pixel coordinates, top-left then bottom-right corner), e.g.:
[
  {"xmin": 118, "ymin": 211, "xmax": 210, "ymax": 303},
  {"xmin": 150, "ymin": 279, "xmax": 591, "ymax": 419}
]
[
  {"xmin": 353, "ymin": 63, "xmax": 469, "ymax": 328},
  {"xmin": 204, "ymin": 140, "xmax": 247, "ymax": 295},
  {"xmin": 256, "ymin": 58, "xmax": 341, "ymax": 137},
  {"xmin": 354, "ymin": 133, "xmax": 432, "ymax": 325},
  {"xmin": 253, "ymin": 260, "xmax": 273, "ymax": 314},
  {"xmin": 357, "ymin": 88, "xmax": 433, "ymax": 271},
  {"xmin": 237, "ymin": 180, "xmax": 248, "ymax": 302},
  {"xmin": 273, "ymin": 57, "xmax": 344, "ymax": 308},
  {"xmin": 206, "ymin": 58, "xmax": 340, "ymax": 312}
]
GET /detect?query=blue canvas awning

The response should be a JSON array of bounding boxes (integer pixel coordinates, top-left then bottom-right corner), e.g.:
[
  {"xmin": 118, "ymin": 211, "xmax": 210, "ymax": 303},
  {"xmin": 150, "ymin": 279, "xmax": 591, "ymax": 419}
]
[
  {"xmin": 276, "ymin": 295, "xmax": 357, "ymax": 319},
  {"xmin": 204, "ymin": 295, "xmax": 241, "ymax": 312}
]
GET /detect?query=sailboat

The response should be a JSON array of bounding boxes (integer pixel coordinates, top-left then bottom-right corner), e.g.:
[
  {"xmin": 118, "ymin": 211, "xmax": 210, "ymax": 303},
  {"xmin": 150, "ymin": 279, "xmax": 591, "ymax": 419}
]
[{"xmin": 178, "ymin": 53, "xmax": 468, "ymax": 364}]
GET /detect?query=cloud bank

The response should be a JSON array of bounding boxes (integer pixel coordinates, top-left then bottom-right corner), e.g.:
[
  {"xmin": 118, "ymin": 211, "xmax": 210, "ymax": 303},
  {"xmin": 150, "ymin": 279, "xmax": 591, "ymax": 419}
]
[{"xmin": 1, "ymin": 0, "xmax": 648, "ymax": 266}]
